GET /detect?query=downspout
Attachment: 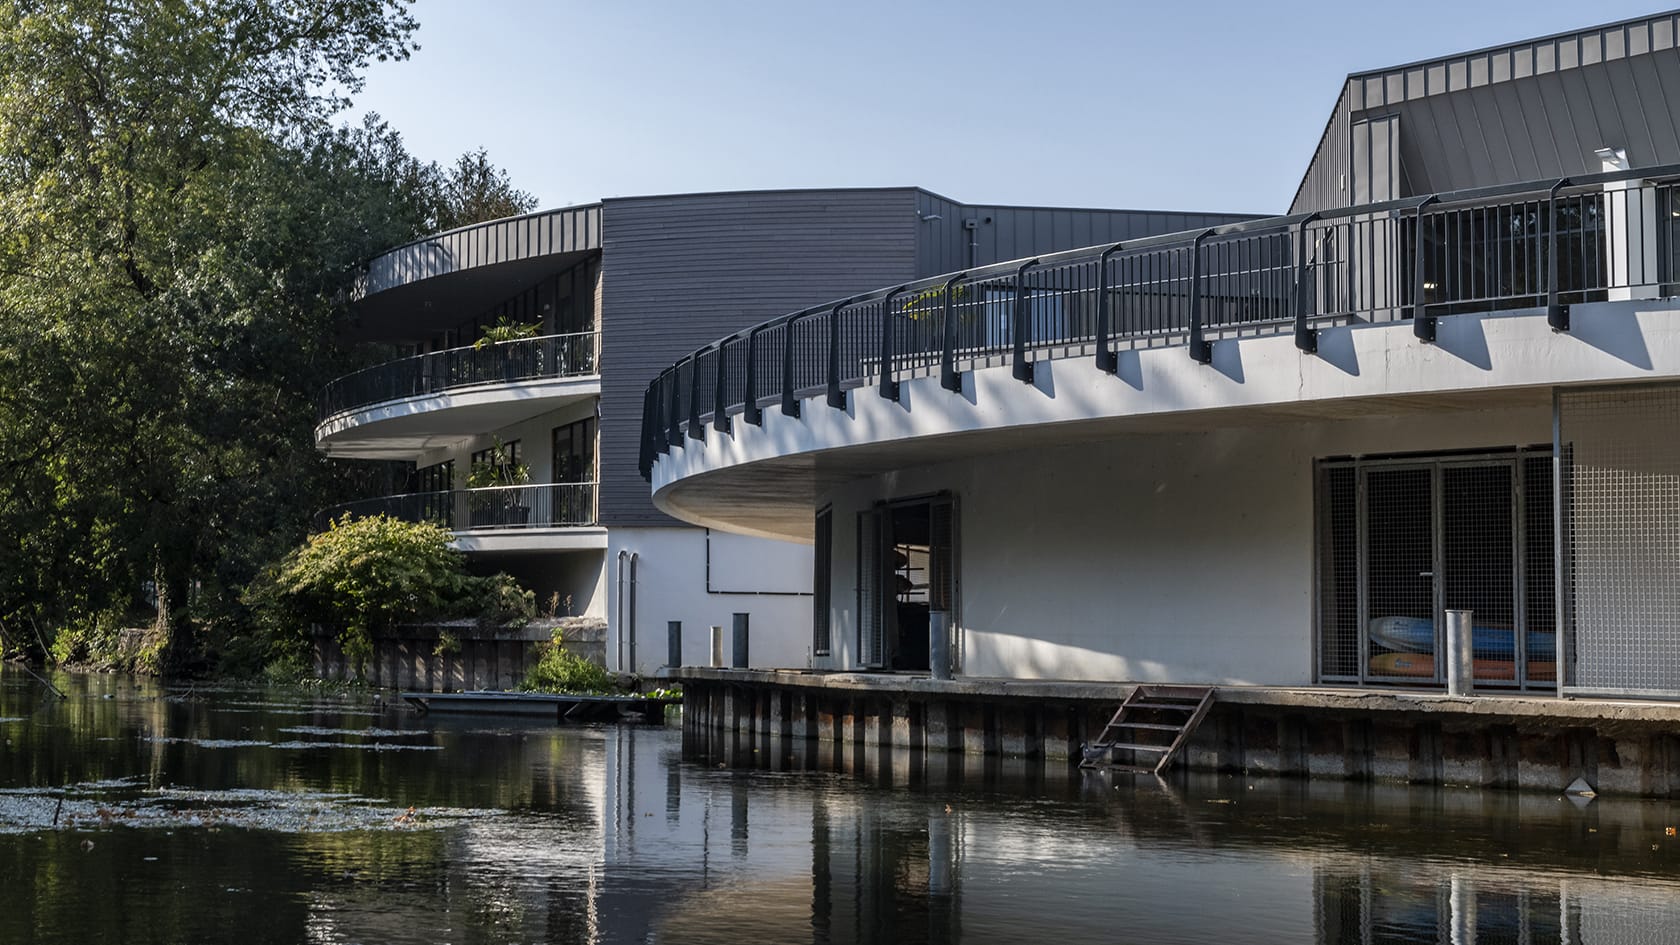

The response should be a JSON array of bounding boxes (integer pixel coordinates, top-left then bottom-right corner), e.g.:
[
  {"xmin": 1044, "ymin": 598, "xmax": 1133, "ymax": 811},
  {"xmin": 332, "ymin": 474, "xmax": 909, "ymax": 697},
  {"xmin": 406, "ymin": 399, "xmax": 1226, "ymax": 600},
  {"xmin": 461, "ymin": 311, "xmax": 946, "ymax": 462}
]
[
  {"xmin": 627, "ymin": 552, "xmax": 639, "ymax": 674},
  {"xmin": 614, "ymin": 550, "xmax": 628, "ymax": 672}
]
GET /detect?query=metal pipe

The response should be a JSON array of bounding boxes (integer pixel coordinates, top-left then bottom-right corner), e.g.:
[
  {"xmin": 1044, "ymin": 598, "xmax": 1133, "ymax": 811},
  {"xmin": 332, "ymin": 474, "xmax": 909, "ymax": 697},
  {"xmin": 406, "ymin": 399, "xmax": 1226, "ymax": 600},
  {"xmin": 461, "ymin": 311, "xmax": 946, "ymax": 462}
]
[
  {"xmin": 1446, "ymin": 609, "xmax": 1474, "ymax": 696},
  {"xmin": 627, "ymin": 552, "xmax": 639, "ymax": 674},
  {"xmin": 614, "ymin": 549, "xmax": 627, "ymax": 672}
]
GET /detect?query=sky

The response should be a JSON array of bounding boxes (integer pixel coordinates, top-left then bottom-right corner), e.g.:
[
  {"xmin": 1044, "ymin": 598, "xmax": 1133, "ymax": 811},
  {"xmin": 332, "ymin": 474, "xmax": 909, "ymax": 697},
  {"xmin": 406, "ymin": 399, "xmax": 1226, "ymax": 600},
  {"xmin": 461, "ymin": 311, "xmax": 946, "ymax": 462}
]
[{"xmin": 350, "ymin": 0, "xmax": 1675, "ymax": 215}]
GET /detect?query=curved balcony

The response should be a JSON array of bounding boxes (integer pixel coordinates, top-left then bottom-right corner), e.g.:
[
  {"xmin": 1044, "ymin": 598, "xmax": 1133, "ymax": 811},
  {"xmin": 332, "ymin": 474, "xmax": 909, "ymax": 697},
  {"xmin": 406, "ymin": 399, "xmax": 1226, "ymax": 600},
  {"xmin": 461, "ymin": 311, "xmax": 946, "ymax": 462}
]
[
  {"xmin": 316, "ymin": 332, "xmax": 600, "ymax": 458},
  {"xmin": 641, "ymin": 166, "xmax": 1680, "ymax": 539},
  {"xmin": 315, "ymin": 483, "xmax": 604, "ymax": 552}
]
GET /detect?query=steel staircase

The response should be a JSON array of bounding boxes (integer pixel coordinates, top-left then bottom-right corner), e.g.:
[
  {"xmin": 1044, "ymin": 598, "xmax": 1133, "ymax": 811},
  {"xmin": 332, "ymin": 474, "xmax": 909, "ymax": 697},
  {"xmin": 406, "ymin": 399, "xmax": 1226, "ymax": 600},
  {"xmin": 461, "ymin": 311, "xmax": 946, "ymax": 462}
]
[{"xmin": 1080, "ymin": 685, "xmax": 1216, "ymax": 774}]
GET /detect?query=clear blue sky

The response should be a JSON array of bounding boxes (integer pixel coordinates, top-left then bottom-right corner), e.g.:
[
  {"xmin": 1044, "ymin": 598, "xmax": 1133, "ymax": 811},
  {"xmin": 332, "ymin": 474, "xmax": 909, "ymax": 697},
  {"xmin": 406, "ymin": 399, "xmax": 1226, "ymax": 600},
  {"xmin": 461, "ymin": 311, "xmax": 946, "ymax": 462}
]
[{"xmin": 351, "ymin": 0, "xmax": 1675, "ymax": 215}]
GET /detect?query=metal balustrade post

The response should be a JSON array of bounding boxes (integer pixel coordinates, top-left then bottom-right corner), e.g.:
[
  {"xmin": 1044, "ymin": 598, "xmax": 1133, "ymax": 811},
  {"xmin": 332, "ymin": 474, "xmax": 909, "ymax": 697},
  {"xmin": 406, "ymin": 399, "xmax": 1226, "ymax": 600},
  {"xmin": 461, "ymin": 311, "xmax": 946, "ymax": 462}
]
[
  {"xmin": 665, "ymin": 369, "xmax": 680, "ymax": 447},
  {"xmin": 879, "ymin": 286, "xmax": 909, "ymax": 401},
  {"xmin": 1546, "ymin": 177, "xmax": 1571, "ymax": 332},
  {"xmin": 1011, "ymin": 259, "xmax": 1041, "ymax": 383},
  {"xmin": 742, "ymin": 327, "xmax": 763, "ymax": 426},
  {"xmin": 1188, "ymin": 230, "xmax": 1215, "ymax": 364},
  {"xmin": 1411, "ymin": 195, "xmax": 1440, "ymax": 342},
  {"xmin": 712, "ymin": 341, "xmax": 731, "ymax": 435},
  {"xmin": 1293, "ymin": 214, "xmax": 1321, "ymax": 353},
  {"xmin": 939, "ymin": 274, "xmax": 968, "ymax": 392},
  {"xmin": 686, "ymin": 354, "xmax": 705, "ymax": 441},
  {"xmin": 781, "ymin": 313, "xmax": 803, "ymax": 418},
  {"xmin": 1094, "ymin": 242, "xmax": 1125, "ymax": 374},
  {"xmin": 827, "ymin": 297, "xmax": 858, "ymax": 410}
]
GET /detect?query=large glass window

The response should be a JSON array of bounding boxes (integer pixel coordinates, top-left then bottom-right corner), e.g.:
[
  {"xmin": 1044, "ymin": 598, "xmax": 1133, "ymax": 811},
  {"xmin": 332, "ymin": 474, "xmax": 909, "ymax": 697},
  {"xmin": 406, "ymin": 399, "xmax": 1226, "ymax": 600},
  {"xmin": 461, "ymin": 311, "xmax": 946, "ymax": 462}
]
[{"xmin": 551, "ymin": 418, "xmax": 596, "ymax": 484}]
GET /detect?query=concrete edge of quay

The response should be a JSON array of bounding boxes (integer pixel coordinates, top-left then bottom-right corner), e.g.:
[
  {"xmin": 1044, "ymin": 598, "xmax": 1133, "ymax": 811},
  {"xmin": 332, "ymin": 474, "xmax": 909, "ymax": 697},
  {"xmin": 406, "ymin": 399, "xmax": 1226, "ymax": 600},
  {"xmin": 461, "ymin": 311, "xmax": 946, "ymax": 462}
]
[{"xmin": 664, "ymin": 668, "xmax": 1680, "ymax": 798}]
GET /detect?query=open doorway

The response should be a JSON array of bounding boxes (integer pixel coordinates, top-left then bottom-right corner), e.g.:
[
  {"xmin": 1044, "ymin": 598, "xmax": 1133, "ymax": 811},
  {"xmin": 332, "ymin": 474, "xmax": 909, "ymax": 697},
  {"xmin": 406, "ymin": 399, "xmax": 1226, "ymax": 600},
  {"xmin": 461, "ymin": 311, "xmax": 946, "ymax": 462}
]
[{"xmin": 859, "ymin": 495, "xmax": 957, "ymax": 672}]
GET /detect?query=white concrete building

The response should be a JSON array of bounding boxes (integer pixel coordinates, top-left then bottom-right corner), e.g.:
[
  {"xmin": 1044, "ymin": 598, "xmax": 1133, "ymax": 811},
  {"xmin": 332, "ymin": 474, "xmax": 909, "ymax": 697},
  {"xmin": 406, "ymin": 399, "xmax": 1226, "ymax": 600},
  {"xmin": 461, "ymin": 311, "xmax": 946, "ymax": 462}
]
[
  {"xmin": 320, "ymin": 191, "xmax": 1246, "ymax": 677},
  {"xmin": 644, "ymin": 13, "xmax": 1680, "ymax": 699}
]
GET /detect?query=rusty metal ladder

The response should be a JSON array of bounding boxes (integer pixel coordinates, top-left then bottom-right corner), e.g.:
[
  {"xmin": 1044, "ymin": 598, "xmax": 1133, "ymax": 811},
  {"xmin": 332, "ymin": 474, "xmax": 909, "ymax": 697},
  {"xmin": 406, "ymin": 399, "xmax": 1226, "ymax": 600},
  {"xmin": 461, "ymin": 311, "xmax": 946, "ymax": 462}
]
[{"xmin": 1080, "ymin": 685, "xmax": 1216, "ymax": 774}]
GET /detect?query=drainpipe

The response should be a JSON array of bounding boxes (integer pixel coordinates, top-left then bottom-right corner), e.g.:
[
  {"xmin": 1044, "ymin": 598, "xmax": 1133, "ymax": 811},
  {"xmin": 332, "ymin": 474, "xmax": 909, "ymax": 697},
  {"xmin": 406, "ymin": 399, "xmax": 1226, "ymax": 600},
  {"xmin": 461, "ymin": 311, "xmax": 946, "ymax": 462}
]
[
  {"xmin": 614, "ymin": 550, "xmax": 628, "ymax": 671},
  {"xmin": 627, "ymin": 552, "xmax": 639, "ymax": 674}
]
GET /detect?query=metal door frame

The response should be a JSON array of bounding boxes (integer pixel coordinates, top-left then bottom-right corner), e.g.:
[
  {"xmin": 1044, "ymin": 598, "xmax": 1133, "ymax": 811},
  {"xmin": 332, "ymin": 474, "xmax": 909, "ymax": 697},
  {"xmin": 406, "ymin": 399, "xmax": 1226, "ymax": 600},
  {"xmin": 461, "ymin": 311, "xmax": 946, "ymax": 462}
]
[{"xmin": 1318, "ymin": 447, "xmax": 1553, "ymax": 690}]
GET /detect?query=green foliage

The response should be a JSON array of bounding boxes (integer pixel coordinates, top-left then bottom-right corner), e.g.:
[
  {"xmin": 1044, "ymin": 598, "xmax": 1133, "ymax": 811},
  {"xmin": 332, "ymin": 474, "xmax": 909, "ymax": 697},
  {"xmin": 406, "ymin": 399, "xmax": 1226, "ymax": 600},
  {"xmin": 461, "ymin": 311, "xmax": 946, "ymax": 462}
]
[
  {"xmin": 519, "ymin": 634, "xmax": 612, "ymax": 695},
  {"xmin": 466, "ymin": 440, "xmax": 530, "ymax": 488},
  {"xmin": 244, "ymin": 515, "xmax": 533, "ymax": 676},
  {"xmin": 472, "ymin": 317, "xmax": 544, "ymax": 349},
  {"xmin": 436, "ymin": 148, "xmax": 538, "ymax": 231},
  {"xmin": 0, "ymin": 2, "xmax": 533, "ymax": 672}
]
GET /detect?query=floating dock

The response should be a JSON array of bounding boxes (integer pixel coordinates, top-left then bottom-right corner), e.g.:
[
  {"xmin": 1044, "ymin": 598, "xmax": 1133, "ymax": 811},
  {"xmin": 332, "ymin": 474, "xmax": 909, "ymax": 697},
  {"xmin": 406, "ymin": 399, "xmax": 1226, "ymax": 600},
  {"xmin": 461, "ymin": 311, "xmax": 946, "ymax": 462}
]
[{"xmin": 401, "ymin": 690, "xmax": 678, "ymax": 723}]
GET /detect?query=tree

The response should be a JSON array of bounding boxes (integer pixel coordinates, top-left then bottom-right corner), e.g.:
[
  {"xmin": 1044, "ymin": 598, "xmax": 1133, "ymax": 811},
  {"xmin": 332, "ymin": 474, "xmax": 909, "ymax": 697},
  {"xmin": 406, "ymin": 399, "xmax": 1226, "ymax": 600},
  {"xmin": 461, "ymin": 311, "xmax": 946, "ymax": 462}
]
[
  {"xmin": 435, "ymin": 147, "xmax": 537, "ymax": 231},
  {"xmin": 0, "ymin": 1, "xmax": 475, "ymax": 669}
]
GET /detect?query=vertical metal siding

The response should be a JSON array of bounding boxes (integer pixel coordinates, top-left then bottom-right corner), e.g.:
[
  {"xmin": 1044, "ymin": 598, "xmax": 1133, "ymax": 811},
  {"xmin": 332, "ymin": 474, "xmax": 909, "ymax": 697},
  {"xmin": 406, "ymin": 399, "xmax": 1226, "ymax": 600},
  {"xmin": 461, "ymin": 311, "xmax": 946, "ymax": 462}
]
[{"xmin": 598, "ymin": 190, "xmax": 922, "ymax": 526}]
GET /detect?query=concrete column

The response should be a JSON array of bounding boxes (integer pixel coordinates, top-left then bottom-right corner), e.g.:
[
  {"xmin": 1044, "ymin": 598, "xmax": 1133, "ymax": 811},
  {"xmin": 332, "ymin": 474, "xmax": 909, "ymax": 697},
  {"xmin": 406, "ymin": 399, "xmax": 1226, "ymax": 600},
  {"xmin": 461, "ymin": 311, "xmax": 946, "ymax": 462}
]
[{"xmin": 1596, "ymin": 148, "xmax": 1660, "ymax": 301}]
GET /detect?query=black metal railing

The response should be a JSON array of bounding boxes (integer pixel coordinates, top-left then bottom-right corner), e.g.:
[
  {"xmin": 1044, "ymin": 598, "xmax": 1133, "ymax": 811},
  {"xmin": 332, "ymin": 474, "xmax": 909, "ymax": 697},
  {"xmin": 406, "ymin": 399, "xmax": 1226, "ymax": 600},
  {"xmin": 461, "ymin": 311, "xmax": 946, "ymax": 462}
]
[
  {"xmin": 641, "ymin": 166, "xmax": 1680, "ymax": 479},
  {"xmin": 318, "ymin": 331, "xmax": 600, "ymax": 423},
  {"xmin": 313, "ymin": 482, "xmax": 598, "ymax": 532}
]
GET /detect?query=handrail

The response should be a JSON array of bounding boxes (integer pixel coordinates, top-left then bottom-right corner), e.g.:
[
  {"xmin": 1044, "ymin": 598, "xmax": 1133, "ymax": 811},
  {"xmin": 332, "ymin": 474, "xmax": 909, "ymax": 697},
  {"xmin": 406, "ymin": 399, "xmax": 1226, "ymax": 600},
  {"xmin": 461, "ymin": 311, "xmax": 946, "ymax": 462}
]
[
  {"xmin": 313, "ymin": 482, "xmax": 599, "ymax": 532},
  {"xmin": 641, "ymin": 165, "xmax": 1680, "ymax": 480},
  {"xmin": 318, "ymin": 330, "xmax": 600, "ymax": 424}
]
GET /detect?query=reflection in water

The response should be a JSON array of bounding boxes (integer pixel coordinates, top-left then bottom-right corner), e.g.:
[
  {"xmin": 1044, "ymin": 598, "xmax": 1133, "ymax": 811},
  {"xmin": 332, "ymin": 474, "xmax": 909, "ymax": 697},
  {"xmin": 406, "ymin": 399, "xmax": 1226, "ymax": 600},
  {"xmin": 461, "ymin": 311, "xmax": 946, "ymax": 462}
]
[{"xmin": 4, "ymin": 667, "xmax": 1680, "ymax": 944}]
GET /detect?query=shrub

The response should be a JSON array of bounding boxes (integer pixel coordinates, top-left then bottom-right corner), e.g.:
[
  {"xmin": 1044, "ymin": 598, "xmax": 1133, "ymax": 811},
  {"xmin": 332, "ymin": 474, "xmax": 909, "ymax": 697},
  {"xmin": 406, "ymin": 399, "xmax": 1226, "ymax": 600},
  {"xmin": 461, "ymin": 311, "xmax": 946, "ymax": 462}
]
[
  {"xmin": 519, "ymin": 634, "xmax": 611, "ymax": 694},
  {"xmin": 244, "ymin": 514, "xmax": 533, "ymax": 677}
]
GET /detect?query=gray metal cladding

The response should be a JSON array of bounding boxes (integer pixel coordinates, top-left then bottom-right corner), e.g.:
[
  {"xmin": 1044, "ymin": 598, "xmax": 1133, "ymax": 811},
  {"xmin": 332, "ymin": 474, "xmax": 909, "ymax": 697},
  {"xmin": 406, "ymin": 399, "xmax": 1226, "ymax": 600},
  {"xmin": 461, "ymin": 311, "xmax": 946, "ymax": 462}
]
[
  {"xmin": 1291, "ymin": 10, "xmax": 1680, "ymax": 213},
  {"xmin": 360, "ymin": 204, "xmax": 604, "ymax": 296},
  {"xmin": 597, "ymin": 189, "xmax": 923, "ymax": 527}
]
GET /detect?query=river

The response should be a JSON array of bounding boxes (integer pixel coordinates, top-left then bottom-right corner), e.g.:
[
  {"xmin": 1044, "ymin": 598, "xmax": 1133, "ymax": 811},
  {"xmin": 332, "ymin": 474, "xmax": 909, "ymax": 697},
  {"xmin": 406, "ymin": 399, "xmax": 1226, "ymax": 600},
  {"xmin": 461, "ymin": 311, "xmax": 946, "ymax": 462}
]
[{"xmin": 2, "ymin": 666, "xmax": 1679, "ymax": 944}]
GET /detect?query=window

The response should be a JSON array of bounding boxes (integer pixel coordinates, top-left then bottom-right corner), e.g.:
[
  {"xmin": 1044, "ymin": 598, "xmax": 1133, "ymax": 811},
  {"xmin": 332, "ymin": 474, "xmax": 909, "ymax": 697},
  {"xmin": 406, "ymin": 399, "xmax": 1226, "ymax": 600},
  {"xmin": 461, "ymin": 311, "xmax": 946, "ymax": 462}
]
[
  {"xmin": 412, "ymin": 460, "xmax": 453, "ymax": 494},
  {"xmin": 551, "ymin": 418, "xmax": 596, "ymax": 484},
  {"xmin": 470, "ymin": 440, "xmax": 522, "ymax": 484},
  {"xmin": 813, "ymin": 507, "xmax": 832, "ymax": 656}
]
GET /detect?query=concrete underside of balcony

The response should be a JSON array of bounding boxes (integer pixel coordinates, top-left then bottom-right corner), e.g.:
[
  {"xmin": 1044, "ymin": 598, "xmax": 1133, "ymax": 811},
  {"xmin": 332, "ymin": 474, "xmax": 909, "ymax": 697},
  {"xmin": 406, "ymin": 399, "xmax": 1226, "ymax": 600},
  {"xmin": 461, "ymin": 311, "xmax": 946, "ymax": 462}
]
[
  {"xmin": 316, "ymin": 376, "xmax": 600, "ymax": 459},
  {"xmin": 650, "ymin": 299, "xmax": 1680, "ymax": 541}
]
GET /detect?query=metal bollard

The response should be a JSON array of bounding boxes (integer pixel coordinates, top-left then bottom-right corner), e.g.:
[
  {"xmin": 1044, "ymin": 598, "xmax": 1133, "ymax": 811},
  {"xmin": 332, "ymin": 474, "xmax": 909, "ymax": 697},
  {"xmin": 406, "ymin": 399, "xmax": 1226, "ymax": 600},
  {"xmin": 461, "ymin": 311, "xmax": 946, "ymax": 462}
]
[
  {"xmin": 667, "ymin": 621, "xmax": 682, "ymax": 669},
  {"xmin": 929, "ymin": 611, "xmax": 951, "ymax": 680},
  {"xmin": 1445, "ymin": 609, "xmax": 1474, "ymax": 696},
  {"xmin": 709, "ymin": 626, "xmax": 724, "ymax": 668},
  {"xmin": 732, "ymin": 612, "xmax": 750, "ymax": 669}
]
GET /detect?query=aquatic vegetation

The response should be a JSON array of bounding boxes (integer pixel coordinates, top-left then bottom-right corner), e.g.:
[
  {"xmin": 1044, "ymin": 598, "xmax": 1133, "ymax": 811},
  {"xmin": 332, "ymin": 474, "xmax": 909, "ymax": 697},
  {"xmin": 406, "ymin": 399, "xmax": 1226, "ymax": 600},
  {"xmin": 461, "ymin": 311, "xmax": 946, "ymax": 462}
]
[{"xmin": 518, "ymin": 635, "xmax": 612, "ymax": 694}]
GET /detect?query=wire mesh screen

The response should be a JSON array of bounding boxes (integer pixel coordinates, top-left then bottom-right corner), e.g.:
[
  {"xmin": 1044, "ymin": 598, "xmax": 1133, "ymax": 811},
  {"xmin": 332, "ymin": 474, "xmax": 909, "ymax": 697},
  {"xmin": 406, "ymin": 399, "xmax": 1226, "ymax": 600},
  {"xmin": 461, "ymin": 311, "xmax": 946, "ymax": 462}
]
[
  {"xmin": 1442, "ymin": 465, "xmax": 1520, "ymax": 685},
  {"xmin": 1560, "ymin": 384, "xmax": 1680, "ymax": 697},
  {"xmin": 1317, "ymin": 465, "xmax": 1360, "ymax": 680},
  {"xmin": 1365, "ymin": 467, "xmax": 1437, "ymax": 682},
  {"xmin": 1318, "ymin": 451, "xmax": 1554, "ymax": 689},
  {"xmin": 1522, "ymin": 455, "xmax": 1558, "ymax": 685}
]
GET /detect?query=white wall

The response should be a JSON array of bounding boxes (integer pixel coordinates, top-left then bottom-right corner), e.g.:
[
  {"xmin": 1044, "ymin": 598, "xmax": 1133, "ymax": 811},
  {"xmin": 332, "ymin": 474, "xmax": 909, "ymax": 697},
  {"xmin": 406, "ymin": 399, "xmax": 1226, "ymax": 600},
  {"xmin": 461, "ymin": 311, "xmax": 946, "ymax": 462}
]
[
  {"xmin": 822, "ymin": 405, "xmax": 1551, "ymax": 684},
  {"xmin": 607, "ymin": 526, "xmax": 813, "ymax": 675},
  {"xmin": 417, "ymin": 399, "xmax": 599, "ymax": 485}
]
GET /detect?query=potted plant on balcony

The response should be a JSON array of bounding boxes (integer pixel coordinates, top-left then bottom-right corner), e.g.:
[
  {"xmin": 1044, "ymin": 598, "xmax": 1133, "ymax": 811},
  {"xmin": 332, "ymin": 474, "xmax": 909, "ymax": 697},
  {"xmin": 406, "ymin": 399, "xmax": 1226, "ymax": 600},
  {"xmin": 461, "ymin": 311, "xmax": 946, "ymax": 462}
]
[
  {"xmin": 467, "ymin": 442, "xmax": 531, "ymax": 528},
  {"xmin": 473, "ymin": 318, "xmax": 544, "ymax": 382}
]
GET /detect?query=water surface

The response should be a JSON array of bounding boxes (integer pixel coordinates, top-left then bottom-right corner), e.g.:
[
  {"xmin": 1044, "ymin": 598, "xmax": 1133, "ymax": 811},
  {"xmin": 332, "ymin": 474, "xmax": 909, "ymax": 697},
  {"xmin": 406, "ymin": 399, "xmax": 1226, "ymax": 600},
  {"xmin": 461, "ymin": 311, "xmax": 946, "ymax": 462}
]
[{"xmin": 3, "ymin": 666, "xmax": 1679, "ymax": 944}]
